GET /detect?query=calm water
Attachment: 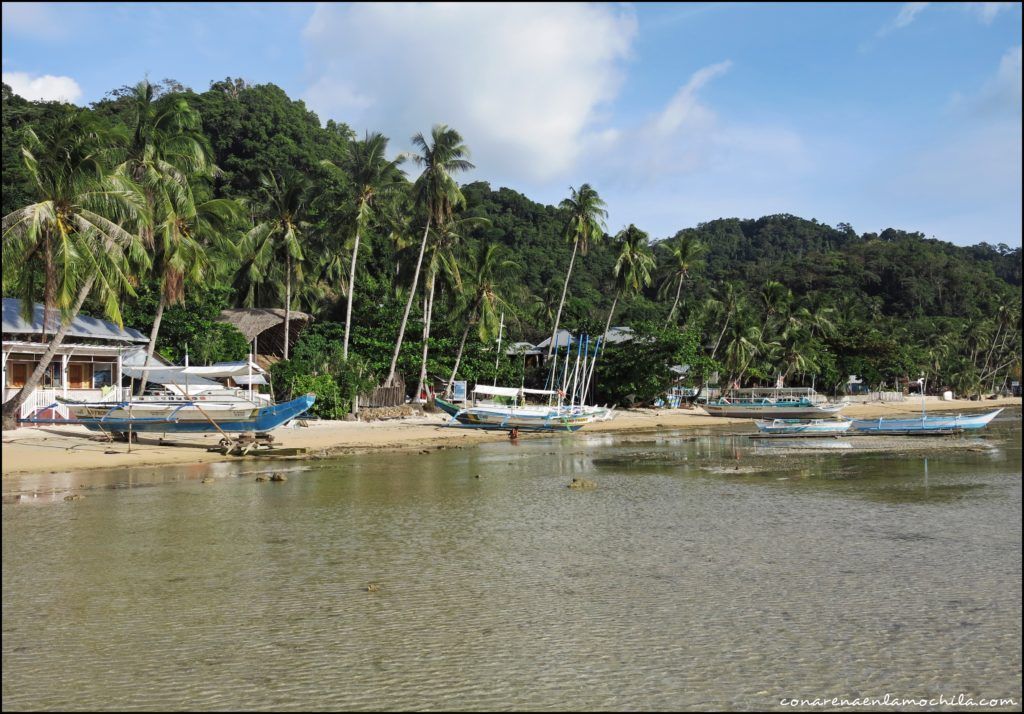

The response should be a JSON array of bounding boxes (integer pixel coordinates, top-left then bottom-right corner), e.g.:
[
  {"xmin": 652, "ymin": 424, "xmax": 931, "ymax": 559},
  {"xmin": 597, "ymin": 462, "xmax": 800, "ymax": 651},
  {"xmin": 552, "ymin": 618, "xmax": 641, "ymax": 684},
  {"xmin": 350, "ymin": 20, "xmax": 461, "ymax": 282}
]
[{"xmin": 3, "ymin": 411, "xmax": 1021, "ymax": 711}]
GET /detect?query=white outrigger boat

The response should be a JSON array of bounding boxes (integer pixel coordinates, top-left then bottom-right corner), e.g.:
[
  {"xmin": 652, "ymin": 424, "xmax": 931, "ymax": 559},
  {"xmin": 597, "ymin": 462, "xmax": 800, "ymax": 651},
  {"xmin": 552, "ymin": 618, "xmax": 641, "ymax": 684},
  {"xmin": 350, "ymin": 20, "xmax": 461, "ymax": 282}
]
[
  {"xmin": 754, "ymin": 418, "xmax": 853, "ymax": 436},
  {"xmin": 850, "ymin": 408, "xmax": 1003, "ymax": 435},
  {"xmin": 435, "ymin": 385, "xmax": 614, "ymax": 434},
  {"xmin": 42, "ymin": 362, "xmax": 315, "ymax": 441},
  {"xmin": 701, "ymin": 387, "xmax": 848, "ymax": 418}
]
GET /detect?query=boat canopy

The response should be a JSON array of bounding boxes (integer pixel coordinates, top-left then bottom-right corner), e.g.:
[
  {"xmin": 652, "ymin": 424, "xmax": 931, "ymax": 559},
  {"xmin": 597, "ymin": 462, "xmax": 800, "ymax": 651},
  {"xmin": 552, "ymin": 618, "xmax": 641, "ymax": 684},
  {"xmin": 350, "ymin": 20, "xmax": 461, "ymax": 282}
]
[
  {"xmin": 473, "ymin": 384, "xmax": 556, "ymax": 397},
  {"xmin": 121, "ymin": 361, "xmax": 265, "ymax": 387}
]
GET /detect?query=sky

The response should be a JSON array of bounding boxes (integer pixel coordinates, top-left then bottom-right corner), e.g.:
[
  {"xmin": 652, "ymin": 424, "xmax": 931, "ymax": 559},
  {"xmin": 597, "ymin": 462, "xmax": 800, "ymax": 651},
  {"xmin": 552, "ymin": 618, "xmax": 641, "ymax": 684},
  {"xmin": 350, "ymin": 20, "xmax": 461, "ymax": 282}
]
[{"xmin": 2, "ymin": 2, "xmax": 1021, "ymax": 247}]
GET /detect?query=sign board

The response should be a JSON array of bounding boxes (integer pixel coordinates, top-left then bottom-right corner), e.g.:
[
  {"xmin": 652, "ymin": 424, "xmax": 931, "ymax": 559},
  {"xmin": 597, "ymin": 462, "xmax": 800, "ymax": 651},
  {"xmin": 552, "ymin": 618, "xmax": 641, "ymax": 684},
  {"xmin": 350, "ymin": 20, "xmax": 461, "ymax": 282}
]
[{"xmin": 453, "ymin": 380, "xmax": 467, "ymax": 402}]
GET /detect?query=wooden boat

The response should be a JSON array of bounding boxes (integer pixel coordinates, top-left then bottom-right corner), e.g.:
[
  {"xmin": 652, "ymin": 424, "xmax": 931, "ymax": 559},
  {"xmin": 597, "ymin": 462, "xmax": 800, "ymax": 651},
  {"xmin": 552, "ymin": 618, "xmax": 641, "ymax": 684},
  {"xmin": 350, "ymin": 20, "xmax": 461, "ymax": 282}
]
[
  {"xmin": 754, "ymin": 418, "xmax": 853, "ymax": 435},
  {"xmin": 850, "ymin": 408, "xmax": 1003, "ymax": 435},
  {"xmin": 701, "ymin": 388, "xmax": 848, "ymax": 418},
  {"xmin": 436, "ymin": 385, "xmax": 613, "ymax": 433},
  {"xmin": 54, "ymin": 393, "xmax": 316, "ymax": 434}
]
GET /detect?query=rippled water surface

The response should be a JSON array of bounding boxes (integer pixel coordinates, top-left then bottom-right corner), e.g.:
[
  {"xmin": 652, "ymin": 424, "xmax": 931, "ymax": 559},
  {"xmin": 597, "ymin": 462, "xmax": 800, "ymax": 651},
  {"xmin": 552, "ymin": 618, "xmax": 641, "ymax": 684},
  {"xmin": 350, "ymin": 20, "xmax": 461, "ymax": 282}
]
[{"xmin": 3, "ymin": 411, "xmax": 1021, "ymax": 711}]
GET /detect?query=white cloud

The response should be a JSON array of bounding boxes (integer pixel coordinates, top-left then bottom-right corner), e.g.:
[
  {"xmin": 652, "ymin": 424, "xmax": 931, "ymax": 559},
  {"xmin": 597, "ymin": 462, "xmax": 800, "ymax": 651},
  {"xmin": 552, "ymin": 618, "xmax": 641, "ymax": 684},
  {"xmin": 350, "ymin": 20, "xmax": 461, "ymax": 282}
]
[
  {"xmin": 300, "ymin": 2, "xmax": 637, "ymax": 182},
  {"xmin": 2, "ymin": 70, "xmax": 82, "ymax": 102},
  {"xmin": 965, "ymin": 2, "xmax": 1014, "ymax": 24},
  {"xmin": 877, "ymin": 2, "xmax": 930, "ymax": 37},
  {"xmin": 950, "ymin": 45, "xmax": 1022, "ymax": 117}
]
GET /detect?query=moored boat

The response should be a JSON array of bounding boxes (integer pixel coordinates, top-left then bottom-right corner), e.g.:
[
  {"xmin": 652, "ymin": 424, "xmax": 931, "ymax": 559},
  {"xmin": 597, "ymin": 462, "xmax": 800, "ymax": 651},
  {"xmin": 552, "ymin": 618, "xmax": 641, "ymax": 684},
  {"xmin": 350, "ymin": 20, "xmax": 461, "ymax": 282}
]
[
  {"xmin": 754, "ymin": 418, "xmax": 853, "ymax": 435},
  {"xmin": 850, "ymin": 408, "xmax": 1003, "ymax": 435},
  {"xmin": 701, "ymin": 388, "xmax": 848, "ymax": 418}
]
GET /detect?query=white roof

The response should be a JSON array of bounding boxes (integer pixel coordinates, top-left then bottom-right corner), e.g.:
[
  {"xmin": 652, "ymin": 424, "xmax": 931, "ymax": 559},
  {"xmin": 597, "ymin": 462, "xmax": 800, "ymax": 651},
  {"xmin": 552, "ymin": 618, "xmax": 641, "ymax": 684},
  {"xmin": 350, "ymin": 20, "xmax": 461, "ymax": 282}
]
[
  {"xmin": 473, "ymin": 384, "xmax": 555, "ymax": 397},
  {"xmin": 2, "ymin": 298, "xmax": 148, "ymax": 343}
]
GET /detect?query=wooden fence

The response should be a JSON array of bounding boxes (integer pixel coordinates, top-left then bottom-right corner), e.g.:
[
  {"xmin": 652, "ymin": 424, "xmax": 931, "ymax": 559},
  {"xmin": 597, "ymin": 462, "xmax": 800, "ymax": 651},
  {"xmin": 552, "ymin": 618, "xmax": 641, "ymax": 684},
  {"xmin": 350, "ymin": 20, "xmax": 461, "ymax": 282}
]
[{"xmin": 360, "ymin": 377, "xmax": 406, "ymax": 408}]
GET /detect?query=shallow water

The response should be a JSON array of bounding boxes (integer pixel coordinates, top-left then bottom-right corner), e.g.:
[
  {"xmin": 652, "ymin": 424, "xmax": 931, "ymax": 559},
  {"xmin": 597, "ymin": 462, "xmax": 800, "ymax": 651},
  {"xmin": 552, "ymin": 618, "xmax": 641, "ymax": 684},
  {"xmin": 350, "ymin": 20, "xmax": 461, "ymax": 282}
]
[{"xmin": 3, "ymin": 410, "xmax": 1021, "ymax": 711}]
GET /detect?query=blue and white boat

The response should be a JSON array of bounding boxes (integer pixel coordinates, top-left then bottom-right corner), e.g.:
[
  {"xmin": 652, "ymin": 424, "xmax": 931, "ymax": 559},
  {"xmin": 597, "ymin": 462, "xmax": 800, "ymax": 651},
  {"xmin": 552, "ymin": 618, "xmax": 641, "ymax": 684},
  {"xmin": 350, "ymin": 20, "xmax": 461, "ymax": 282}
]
[
  {"xmin": 436, "ymin": 385, "xmax": 613, "ymax": 433},
  {"xmin": 702, "ymin": 388, "xmax": 848, "ymax": 418},
  {"xmin": 755, "ymin": 418, "xmax": 853, "ymax": 435},
  {"xmin": 47, "ymin": 362, "xmax": 315, "ymax": 436},
  {"xmin": 850, "ymin": 408, "xmax": 1003, "ymax": 435}
]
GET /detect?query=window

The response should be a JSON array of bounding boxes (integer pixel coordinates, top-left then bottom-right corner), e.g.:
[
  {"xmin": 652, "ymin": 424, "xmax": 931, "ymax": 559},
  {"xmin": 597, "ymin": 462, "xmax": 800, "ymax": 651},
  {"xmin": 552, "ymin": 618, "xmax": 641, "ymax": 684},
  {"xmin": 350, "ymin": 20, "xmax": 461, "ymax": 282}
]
[
  {"xmin": 68, "ymin": 363, "xmax": 93, "ymax": 389},
  {"xmin": 7, "ymin": 362, "xmax": 31, "ymax": 388},
  {"xmin": 93, "ymin": 367, "xmax": 113, "ymax": 388},
  {"xmin": 41, "ymin": 363, "xmax": 62, "ymax": 388}
]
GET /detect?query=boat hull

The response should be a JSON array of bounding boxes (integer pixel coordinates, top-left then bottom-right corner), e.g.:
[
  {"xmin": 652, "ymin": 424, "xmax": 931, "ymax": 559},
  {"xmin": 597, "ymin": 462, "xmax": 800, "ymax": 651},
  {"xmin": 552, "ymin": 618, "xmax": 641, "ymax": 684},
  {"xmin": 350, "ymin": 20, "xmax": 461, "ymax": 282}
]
[
  {"xmin": 755, "ymin": 419, "xmax": 852, "ymax": 435},
  {"xmin": 704, "ymin": 402, "xmax": 847, "ymax": 418},
  {"xmin": 851, "ymin": 408, "xmax": 1002, "ymax": 434},
  {"xmin": 60, "ymin": 394, "xmax": 316, "ymax": 434}
]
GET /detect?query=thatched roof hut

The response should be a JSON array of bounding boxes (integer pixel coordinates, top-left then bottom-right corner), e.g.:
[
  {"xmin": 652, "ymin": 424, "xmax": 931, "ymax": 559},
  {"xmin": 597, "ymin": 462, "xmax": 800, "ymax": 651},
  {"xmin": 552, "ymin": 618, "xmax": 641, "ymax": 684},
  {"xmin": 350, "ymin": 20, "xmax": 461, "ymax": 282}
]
[{"xmin": 217, "ymin": 308, "xmax": 312, "ymax": 358}]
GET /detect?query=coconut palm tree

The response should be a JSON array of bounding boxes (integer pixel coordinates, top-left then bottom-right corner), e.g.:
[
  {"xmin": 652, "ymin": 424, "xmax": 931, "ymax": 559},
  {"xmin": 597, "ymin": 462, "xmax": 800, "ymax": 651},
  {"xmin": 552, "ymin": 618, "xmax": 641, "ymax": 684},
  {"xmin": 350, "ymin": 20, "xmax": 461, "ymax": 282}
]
[
  {"xmin": 703, "ymin": 282, "xmax": 745, "ymax": 360},
  {"xmin": 444, "ymin": 242, "xmax": 518, "ymax": 394},
  {"xmin": 658, "ymin": 230, "xmax": 706, "ymax": 327},
  {"xmin": 602, "ymin": 224, "xmax": 655, "ymax": 342},
  {"xmin": 236, "ymin": 172, "xmax": 310, "ymax": 359},
  {"xmin": 321, "ymin": 132, "xmax": 405, "ymax": 359},
  {"xmin": 135, "ymin": 195, "xmax": 242, "ymax": 393},
  {"xmin": 413, "ymin": 214, "xmax": 489, "ymax": 403},
  {"xmin": 384, "ymin": 124, "xmax": 474, "ymax": 388},
  {"xmin": 547, "ymin": 184, "xmax": 607, "ymax": 359},
  {"xmin": 1, "ymin": 113, "xmax": 148, "ymax": 429}
]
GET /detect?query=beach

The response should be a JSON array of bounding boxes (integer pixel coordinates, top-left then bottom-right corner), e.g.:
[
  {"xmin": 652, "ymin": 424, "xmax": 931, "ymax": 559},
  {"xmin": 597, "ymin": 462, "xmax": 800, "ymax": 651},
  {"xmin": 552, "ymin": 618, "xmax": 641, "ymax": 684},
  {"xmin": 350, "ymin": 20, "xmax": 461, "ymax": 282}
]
[{"xmin": 2, "ymin": 396, "xmax": 1018, "ymax": 479}]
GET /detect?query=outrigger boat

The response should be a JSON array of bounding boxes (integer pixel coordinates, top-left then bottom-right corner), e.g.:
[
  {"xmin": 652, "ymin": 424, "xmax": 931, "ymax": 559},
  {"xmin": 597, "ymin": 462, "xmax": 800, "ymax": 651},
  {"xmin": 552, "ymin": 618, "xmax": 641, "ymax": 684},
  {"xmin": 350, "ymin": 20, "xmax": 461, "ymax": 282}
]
[
  {"xmin": 850, "ymin": 408, "xmax": 1002, "ymax": 435},
  {"xmin": 701, "ymin": 387, "xmax": 848, "ymax": 418},
  {"xmin": 436, "ymin": 385, "xmax": 614, "ymax": 434},
  {"xmin": 754, "ymin": 418, "xmax": 853, "ymax": 436},
  {"xmin": 32, "ymin": 362, "xmax": 316, "ymax": 444}
]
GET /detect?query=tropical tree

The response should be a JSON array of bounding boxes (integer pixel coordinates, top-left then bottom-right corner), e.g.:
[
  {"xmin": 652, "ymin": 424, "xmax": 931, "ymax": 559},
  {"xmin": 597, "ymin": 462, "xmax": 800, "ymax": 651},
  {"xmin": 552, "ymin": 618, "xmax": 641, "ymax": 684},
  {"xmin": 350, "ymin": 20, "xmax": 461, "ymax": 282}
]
[
  {"xmin": 546, "ymin": 183, "xmax": 607, "ymax": 358},
  {"xmin": 384, "ymin": 124, "xmax": 473, "ymax": 388},
  {"xmin": 136, "ymin": 196, "xmax": 242, "ymax": 392},
  {"xmin": 1, "ymin": 113, "xmax": 148, "ymax": 429},
  {"xmin": 413, "ymin": 213, "xmax": 489, "ymax": 402},
  {"xmin": 235, "ymin": 172, "xmax": 309, "ymax": 359},
  {"xmin": 602, "ymin": 224, "xmax": 655, "ymax": 342},
  {"xmin": 444, "ymin": 242, "xmax": 517, "ymax": 394},
  {"xmin": 658, "ymin": 230, "xmax": 705, "ymax": 327},
  {"xmin": 321, "ymin": 131, "xmax": 405, "ymax": 359}
]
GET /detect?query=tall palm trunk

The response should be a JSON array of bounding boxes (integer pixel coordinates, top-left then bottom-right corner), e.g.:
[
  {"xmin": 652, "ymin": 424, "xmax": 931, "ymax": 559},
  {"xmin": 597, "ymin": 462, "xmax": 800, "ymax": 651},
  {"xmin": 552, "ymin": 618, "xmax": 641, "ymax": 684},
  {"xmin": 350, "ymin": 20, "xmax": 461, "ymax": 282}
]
[
  {"xmin": 386, "ymin": 217, "xmax": 431, "ymax": 386},
  {"xmin": 136, "ymin": 290, "xmax": 168, "ymax": 395},
  {"xmin": 446, "ymin": 297, "xmax": 481, "ymax": 395},
  {"xmin": 602, "ymin": 292, "xmax": 620, "ymax": 344},
  {"xmin": 665, "ymin": 276, "xmax": 684, "ymax": 327},
  {"xmin": 547, "ymin": 238, "xmax": 579, "ymax": 358},
  {"xmin": 711, "ymin": 313, "xmax": 731, "ymax": 360},
  {"xmin": 284, "ymin": 254, "xmax": 291, "ymax": 360},
  {"xmin": 342, "ymin": 227, "xmax": 362, "ymax": 360},
  {"xmin": 414, "ymin": 269, "xmax": 437, "ymax": 403},
  {"xmin": 2, "ymin": 275, "xmax": 96, "ymax": 430}
]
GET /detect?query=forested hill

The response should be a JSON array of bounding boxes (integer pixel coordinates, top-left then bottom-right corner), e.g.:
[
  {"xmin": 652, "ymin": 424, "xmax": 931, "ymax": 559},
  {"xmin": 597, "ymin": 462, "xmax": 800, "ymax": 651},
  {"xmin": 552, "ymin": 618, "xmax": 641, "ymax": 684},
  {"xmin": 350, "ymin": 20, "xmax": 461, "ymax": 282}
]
[{"xmin": 3, "ymin": 78, "xmax": 1020, "ymax": 407}]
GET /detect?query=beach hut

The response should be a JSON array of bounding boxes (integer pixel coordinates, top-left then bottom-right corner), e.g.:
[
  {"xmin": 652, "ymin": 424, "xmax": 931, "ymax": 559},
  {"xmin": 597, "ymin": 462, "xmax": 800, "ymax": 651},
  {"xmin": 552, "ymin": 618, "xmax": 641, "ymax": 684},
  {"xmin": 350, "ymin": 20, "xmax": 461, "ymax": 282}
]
[
  {"xmin": 217, "ymin": 308, "xmax": 313, "ymax": 366},
  {"xmin": 2, "ymin": 298, "xmax": 150, "ymax": 422}
]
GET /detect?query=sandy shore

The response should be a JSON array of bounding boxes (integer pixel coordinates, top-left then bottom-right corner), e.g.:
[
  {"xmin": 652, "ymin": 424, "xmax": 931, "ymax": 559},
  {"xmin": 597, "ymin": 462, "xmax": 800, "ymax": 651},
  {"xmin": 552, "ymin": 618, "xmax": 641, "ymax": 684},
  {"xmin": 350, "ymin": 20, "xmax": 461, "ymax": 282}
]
[{"xmin": 2, "ymin": 396, "xmax": 1019, "ymax": 479}]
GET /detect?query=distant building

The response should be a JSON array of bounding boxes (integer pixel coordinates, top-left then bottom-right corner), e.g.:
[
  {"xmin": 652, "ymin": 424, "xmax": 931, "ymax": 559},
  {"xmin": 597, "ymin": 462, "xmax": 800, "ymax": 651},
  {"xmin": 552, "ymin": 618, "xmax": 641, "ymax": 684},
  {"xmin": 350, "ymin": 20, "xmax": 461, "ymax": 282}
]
[
  {"xmin": 2, "ymin": 298, "xmax": 150, "ymax": 421},
  {"xmin": 217, "ymin": 307, "xmax": 313, "ymax": 365}
]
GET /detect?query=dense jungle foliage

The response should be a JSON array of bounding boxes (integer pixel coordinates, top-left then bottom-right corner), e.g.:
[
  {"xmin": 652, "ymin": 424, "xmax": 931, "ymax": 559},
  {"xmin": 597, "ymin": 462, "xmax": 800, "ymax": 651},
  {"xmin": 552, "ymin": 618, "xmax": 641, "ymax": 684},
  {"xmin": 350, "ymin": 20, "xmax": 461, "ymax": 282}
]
[{"xmin": 2, "ymin": 79, "xmax": 1020, "ymax": 416}]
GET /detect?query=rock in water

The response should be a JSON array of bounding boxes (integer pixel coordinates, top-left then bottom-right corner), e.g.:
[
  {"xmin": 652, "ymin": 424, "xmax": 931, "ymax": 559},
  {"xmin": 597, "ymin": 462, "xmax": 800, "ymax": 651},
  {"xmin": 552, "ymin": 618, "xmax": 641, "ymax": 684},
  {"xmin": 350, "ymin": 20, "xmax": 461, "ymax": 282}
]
[{"xmin": 568, "ymin": 478, "xmax": 597, "ymax": 490}]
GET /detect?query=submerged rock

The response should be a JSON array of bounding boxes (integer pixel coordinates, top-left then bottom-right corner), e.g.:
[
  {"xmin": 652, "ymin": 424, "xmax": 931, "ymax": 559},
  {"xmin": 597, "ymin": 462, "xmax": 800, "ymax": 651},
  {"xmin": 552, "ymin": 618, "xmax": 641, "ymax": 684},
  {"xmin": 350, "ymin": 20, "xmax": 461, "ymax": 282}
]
[
  {"xmin": 269, "ymin": 473, "xmax": 287, "ymax": 482},
  {"xmin": 568, "ymin": 478, "xmax": 597, "ymax": 490},
  {"xmin": 255, "ymin": 476, "xmax": 267, "ymax": 482},
  {"xmin": 366, "ymin": 582, "xmax": 381, "ymax": 593},
  {"xmin": 63, "ymin": 494, "xmax": 84, "ymax": 501}
]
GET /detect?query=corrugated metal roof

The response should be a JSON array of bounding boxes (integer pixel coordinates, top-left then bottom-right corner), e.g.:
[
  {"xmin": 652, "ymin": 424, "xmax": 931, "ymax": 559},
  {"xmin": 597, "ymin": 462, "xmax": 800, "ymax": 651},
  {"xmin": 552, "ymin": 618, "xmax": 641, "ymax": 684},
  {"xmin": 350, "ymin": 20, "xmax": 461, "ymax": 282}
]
[{"xmin": 2, "ymin": 298, "xmax": 148, "ymax": 344}]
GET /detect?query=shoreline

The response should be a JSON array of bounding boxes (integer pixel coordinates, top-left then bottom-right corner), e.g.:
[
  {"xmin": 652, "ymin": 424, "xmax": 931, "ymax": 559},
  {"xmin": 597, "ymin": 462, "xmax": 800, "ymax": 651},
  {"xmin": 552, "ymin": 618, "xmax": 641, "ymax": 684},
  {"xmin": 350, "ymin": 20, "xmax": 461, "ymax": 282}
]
[{"xmin": 2, "ymin": 396, "xmax": 1019, "ymax": 481}]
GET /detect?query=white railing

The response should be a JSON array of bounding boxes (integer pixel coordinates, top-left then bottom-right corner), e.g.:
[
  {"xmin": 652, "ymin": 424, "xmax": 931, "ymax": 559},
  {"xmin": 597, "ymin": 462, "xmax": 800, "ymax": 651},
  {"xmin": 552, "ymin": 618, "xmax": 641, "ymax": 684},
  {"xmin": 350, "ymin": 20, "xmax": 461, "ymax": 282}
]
[{"xmin": 18, "ymin": 386, "xmax": 131, "ymax": 423}]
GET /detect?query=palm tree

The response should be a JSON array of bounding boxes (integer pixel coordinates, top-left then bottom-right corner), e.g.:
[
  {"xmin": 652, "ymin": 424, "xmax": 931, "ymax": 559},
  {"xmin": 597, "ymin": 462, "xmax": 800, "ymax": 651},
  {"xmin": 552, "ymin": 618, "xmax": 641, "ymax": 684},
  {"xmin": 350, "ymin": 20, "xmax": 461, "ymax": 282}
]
[
  {"xmin": 602, "ymin": 224, "xmax": 655, "ymax": 342},
  {"xmin": 321, "ymin": 132, "xmax": 405, "ymax": 359},
  {"xmin": 658, "ymin": 230, "xmax": 705, "ymax": 327},
  {"xmin": 758, "ymin": 280, "xmax": 791, "ymax": 334},
  {"xmin": 444, "ymin": 242, "xmax": 518, "ymax": 394},
  {"xmin": 413, "ymin": 214, "xmax": 488, "ymax": 402},
  {"xmin": 547, "ymin": 184, "xmax": 607, "ymax": 359},
  {"xmin": 136, "ymin": 196, "xmax": 242, "ymax": 393},
  {"xmin": 2, "ymin": 113, "xmax": 148, "ymax": 429},
  {"xmin": 236, "ymin": 172, "xmax": 309, "ymax": 359},
  {"xmin": 384, "ymin": 124, "xmax": 474, "ymax": 388},
  {"xmin": 703, "ymin": 282, "xmax": 745, "ymax": 360}
]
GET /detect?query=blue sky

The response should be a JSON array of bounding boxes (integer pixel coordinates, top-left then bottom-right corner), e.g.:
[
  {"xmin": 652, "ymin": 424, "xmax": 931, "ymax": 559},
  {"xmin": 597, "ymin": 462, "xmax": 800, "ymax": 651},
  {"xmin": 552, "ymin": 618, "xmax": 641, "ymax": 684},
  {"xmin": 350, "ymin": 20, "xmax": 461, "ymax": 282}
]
[{"xmin": 3, "ymin": 2, "xmax": 1021, "ymax": 247}]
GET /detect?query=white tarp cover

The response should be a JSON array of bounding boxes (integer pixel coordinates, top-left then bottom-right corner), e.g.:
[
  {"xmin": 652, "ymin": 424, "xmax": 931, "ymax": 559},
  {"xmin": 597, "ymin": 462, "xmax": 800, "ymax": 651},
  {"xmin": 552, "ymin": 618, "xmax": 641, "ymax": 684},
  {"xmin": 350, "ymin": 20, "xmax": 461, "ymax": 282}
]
[
  {"xmin": 233, "ymin": 374, "xmax": 267, "ymax": 386},
  {"xmin": 473, "ymin": 384, "xmax": 555, "ymax": 397}
]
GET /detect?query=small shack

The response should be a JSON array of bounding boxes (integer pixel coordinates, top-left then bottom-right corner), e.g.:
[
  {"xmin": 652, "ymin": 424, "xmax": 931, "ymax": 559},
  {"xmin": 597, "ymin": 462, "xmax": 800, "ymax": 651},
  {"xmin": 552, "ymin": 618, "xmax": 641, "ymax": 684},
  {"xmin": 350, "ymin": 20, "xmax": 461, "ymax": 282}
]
[{"xmin": 217, "ymin": 308, "xmax": 312, "ymax": 365}]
